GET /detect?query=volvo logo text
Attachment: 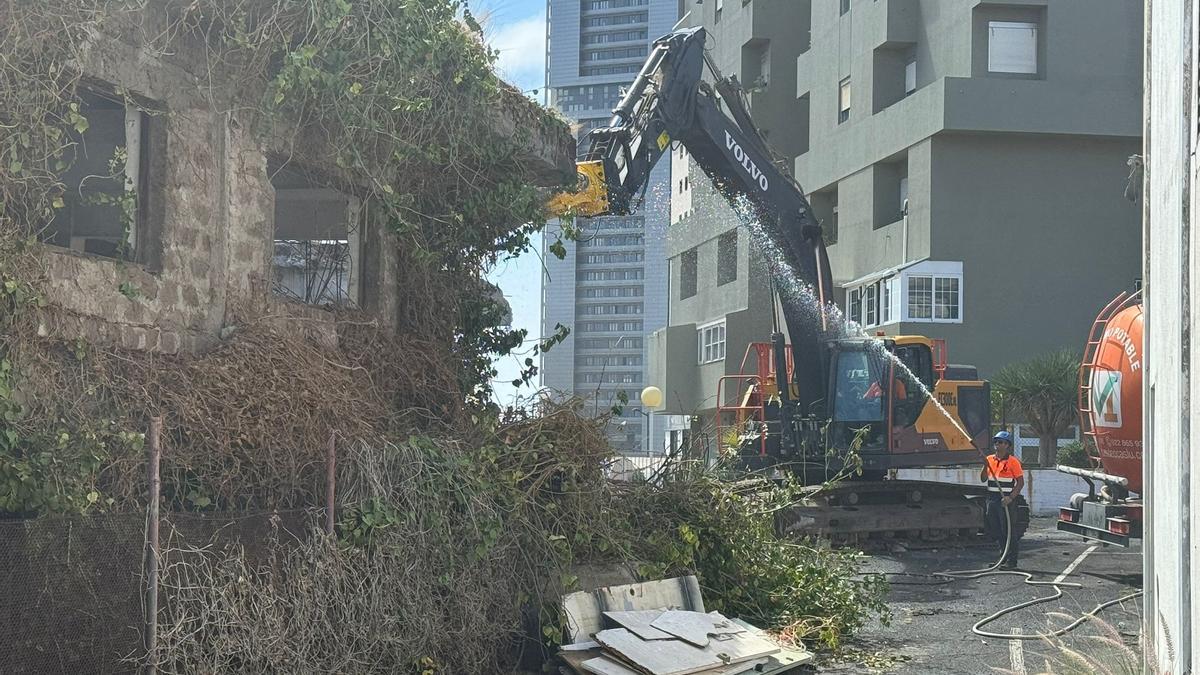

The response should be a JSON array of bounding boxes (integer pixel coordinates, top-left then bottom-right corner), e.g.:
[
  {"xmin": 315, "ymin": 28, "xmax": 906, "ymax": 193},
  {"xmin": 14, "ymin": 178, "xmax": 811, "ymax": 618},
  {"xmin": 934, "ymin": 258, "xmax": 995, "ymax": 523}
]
[{"xmin": 725, "ymin": 130, "xmax": 769, "ymax": 192}]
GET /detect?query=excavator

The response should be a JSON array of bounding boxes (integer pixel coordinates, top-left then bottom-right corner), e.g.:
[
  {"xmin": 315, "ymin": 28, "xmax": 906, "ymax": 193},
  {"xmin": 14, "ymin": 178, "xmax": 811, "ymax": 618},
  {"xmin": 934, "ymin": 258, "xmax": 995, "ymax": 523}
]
[{"xmin": 549, "ymin": 27, "xmax": 994, "ymax": 541}]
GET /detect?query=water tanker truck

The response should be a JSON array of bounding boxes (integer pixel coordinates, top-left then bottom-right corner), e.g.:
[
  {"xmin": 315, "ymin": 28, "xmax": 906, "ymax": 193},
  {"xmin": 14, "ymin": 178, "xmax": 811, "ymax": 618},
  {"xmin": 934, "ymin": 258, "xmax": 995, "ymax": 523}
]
[{"xmin": 1057, "ymin": 291, "xmax": 1143, "ymax": 546}]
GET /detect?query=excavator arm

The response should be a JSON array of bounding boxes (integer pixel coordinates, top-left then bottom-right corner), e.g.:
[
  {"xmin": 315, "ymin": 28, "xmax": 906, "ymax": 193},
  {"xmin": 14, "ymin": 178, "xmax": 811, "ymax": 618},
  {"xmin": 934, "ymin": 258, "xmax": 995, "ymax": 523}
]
[{"xmin": 549, "ymin": 27, "xmax": 834, "ymax": 418}]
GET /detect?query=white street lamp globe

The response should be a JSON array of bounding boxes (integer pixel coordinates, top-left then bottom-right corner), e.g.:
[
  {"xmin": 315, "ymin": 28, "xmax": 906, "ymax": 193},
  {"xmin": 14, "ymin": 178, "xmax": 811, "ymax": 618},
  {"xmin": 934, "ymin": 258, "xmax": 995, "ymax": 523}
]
[{"xmin": 640, "ymin": 386, "xmax": 663, "ymax": 409}]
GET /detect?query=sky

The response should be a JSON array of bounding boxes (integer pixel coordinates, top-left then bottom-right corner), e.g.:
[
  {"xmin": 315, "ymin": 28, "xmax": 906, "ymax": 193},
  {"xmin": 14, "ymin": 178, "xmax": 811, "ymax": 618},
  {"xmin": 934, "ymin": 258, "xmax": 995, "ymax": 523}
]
[{"xmin": 473, "ymin": 0, "xmax": 553, "ymax": 408}]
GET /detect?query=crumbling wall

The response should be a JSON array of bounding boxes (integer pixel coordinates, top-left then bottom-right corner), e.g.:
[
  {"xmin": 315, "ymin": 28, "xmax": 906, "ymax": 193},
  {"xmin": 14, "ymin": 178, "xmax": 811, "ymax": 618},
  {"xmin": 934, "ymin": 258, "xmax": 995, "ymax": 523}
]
[
  {"xmin": 26, "ymin": 4, "xmax": 572, "ymax": 357},
  {"xmin": 31, "ymin": 30, "xmax": 376, "ymax": 353}
]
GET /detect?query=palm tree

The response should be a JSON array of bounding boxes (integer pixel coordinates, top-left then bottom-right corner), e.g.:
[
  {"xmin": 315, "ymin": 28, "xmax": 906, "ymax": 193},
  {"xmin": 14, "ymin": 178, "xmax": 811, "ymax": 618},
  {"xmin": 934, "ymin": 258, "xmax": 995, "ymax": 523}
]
[{"xmin": 991, "ymin": 349, "xmax": 1080, "ymax": 467}]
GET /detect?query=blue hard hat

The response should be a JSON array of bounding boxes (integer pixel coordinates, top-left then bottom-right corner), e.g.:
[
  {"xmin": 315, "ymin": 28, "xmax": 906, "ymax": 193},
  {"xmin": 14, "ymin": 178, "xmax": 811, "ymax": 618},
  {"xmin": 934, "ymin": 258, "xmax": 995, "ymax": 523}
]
[{"xmin": 993, "ymin": 430, "xmax": 1013, "ymax": 444}]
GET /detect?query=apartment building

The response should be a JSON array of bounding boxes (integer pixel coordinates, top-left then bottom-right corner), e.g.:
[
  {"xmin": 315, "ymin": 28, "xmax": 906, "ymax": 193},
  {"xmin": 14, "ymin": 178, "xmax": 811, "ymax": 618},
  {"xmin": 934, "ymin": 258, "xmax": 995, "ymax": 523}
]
[
  {"xmin": 650, "ymin": 0, "xmax": 1143, "ymax": 450},
  {"xmin": 540, "ymin": 0, "xmax": 677, "ymax": 454}
]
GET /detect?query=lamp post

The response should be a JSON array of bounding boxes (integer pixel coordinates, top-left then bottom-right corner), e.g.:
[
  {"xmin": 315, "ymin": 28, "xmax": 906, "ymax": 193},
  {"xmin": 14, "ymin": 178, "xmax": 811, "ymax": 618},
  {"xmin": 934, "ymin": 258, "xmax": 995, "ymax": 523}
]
[{"xmin": 640, "ymin": 386, "xmax": 663, "ymax": 455}]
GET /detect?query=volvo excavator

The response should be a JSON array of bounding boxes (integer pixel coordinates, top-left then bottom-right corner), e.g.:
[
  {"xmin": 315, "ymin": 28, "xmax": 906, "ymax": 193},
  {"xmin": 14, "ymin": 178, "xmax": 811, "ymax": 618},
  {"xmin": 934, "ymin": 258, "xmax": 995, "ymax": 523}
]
[{"xmin": 549, "ymin": 27, "xmax": 994, "ymax": 542}]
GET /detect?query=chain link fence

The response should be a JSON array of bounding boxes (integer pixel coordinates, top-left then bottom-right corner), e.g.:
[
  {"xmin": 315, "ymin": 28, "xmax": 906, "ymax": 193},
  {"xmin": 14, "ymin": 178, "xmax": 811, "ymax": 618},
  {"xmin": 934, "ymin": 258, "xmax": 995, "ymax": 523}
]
[
  {"xmin": 0, "ymin": 514, "xmax": 147, "ymax": 674},
  {"xmin": 0, "ymin": 509, "xmax": 321, "ymax": 674}
]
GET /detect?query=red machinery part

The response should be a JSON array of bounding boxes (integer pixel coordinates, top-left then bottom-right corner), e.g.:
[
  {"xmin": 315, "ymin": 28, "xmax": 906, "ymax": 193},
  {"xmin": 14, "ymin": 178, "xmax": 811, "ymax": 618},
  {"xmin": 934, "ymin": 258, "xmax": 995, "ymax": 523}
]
[{"xmin": 1080, "ymin": 294, "xmax": 1144, "ymax": 494}]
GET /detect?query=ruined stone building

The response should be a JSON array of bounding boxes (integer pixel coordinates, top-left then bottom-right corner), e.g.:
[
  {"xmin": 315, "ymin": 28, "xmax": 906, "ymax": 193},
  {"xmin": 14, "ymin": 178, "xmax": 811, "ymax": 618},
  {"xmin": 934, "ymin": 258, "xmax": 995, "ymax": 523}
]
[{"xmin": 25, "ymin": 5, "xmax": 573, "ymax": 358}]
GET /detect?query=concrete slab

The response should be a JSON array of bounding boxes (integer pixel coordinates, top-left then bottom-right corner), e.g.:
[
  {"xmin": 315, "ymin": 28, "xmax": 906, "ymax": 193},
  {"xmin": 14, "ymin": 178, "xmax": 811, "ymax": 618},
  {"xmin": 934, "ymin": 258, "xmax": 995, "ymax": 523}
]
[{"xmin": 898, "ymin": 468, "xmax": 1094, "ymax": 515}]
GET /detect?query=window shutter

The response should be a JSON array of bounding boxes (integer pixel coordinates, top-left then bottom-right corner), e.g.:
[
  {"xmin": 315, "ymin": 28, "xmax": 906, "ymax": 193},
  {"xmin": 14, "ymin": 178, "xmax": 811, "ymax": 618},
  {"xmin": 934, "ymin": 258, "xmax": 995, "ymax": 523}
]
[{"xmin": 988, "ymin": 22, "xmax": 1038, "ymax": 74}]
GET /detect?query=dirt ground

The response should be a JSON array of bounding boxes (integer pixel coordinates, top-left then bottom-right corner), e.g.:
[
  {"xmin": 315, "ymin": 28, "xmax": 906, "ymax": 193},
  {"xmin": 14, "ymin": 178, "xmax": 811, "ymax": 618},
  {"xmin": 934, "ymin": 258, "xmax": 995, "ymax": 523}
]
[{"xmin": 816, "ymin": 517, "xmax": 1144, "ymax": 674}]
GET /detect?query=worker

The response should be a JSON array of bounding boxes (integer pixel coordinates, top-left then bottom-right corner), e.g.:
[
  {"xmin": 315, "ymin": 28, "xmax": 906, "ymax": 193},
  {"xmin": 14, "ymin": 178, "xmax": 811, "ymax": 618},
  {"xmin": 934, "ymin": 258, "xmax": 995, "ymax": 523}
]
[{"xmin": 980, "ymin": 430, "xmax": 1025, "ymax": 569}]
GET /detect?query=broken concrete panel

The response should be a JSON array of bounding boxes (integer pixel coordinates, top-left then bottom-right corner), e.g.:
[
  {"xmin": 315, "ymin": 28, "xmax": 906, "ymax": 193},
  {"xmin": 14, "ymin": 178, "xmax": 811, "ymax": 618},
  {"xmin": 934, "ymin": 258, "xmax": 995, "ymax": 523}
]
[{"xmin": 491, "ymin": 86, "xmax": 576, "ymax": 187}]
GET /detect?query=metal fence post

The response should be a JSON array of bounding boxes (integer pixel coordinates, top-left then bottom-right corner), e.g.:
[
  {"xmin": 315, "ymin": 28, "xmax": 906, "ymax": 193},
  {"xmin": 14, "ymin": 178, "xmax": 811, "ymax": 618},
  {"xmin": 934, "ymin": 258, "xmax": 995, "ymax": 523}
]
[
  {"xmin": 325, "ymin": 433, "xmax": 336, "ymax": 536},
  {"xmin": 145, "ymin": 417, "xmax": 162, "ymax": 675}
]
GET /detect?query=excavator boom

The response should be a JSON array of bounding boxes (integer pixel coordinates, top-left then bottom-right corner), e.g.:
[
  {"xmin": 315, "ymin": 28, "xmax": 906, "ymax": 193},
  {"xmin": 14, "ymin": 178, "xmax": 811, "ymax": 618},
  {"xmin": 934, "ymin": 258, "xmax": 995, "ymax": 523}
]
[{"xmin": 550, "ymin": 27, "xmax": 834, "ymax": 418}]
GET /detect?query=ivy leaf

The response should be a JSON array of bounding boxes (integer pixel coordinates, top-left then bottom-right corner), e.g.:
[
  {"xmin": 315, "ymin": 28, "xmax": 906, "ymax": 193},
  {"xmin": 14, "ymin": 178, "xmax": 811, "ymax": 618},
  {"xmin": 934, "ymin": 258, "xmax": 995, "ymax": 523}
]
[{"xmin": 549, "ymin": 239, "xmax": 567, "ymax": 260}]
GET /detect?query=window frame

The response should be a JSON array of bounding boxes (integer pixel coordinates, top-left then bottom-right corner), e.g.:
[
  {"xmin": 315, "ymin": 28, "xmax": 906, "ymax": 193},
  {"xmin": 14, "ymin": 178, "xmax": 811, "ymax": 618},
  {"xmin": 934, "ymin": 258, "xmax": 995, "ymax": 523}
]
[
  {"xmin": 838, "ymin": 77, "xmax": 851, "ymax": 124},
  {"xmin": 933, "ymin": 276, "xmax": 961, "ymax": 321},
  {"xmin": 904, "ymin": 272, "xmax": 963, "ymax": 324},
  {"xmin": 864, "ymin": 282, "xmax": 878, "ymax": 327},
  {"xmin": 46, "ymin": 87, "xmax": 161, "ymax": 267},
  {"xmin": 697, "ymin": 320, "xmax": 728, "ymax": 365}
]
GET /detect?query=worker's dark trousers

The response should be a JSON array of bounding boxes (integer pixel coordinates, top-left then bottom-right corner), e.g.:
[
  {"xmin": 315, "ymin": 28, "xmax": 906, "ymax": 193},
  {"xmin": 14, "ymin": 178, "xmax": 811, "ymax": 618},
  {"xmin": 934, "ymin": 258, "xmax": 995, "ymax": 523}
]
[{"xmin": 984, "ymin": 497, "xmax": 1020, "ymax": 566}]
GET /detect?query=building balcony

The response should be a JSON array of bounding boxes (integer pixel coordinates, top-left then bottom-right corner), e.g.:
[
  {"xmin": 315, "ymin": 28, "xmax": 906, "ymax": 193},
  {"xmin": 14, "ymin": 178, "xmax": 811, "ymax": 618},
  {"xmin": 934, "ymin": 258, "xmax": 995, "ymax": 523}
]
[
  {"xmin": 940, "ymin": 76, "xmax": 1140, "ymax": 138},
  {"xmin": 866, "ymin": 0, "xmax": 919, "ymax": 49},
  {"xmin": 796, "ymin": 75, "xmax": 1139, "ymax": 192}
]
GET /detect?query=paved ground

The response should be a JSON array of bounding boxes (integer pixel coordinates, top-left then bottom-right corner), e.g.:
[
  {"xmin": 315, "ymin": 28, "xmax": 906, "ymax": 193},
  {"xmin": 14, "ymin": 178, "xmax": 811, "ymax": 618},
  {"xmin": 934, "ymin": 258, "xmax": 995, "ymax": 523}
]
[{"xmin": 815, "ymin": 518, "xmax": 1144, "ymax": 674}]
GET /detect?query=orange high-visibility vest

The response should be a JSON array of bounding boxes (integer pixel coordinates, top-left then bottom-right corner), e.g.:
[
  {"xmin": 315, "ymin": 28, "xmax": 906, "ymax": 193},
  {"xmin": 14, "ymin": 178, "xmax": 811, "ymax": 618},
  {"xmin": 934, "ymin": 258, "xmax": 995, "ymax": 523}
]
[{"xmin": 985, "ymin": 454, "xmax": 1023, "ymax": 495}]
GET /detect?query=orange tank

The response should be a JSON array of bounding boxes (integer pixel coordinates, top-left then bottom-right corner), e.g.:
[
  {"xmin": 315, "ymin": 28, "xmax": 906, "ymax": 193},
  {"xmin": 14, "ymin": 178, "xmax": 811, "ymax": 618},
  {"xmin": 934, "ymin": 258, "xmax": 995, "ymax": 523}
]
[{"xmin": 1082, "ymin": 299, "xmax": 1143, "ymax": 494}]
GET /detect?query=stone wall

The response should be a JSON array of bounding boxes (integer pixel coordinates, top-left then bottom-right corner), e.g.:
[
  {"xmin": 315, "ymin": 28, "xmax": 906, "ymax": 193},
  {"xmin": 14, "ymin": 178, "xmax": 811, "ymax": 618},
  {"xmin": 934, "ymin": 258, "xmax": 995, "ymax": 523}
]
[{"xmin": 29, "ymin": 10, "xmax": 573, "ymax": 356}]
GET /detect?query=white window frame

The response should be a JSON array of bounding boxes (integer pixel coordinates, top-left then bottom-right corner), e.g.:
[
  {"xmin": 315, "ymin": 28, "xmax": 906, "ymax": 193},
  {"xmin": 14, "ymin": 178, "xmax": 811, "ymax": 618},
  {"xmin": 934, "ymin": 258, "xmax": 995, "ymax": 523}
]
[
  {"xmin": 900, "ymin": 261, "xmax": 964, "ymax": 324},
  {"xmin": 697, "ymin": 320, "xmax": 727, "ymax": 364},
  {"xmin": 881, "ymin": 277, "xmax": 899, "ymax": 324},
  {"xmin": 847, "ymin": 287, "xmax": 861, "ymax": 326},
  {"xmin": 904, "ymin": 59, "xmax": 917, "ymax": 95},
  {"xmin": 838, "ymin": 77, "xmax": 851, "ymax": 124},
  {"xmin": 988, "ymin": 21, "xmax": 1038, "ymax": 75},
  {"xmin": 864, "ymin": 282, "xmax": 878, "ymax": 327}
]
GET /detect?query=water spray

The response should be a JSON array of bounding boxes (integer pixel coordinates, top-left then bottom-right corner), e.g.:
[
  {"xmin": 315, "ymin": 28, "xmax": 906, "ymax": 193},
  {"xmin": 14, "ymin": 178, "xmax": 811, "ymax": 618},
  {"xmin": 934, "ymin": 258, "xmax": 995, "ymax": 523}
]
[{"xmin": 733, "ymin": 200, "xmax": 1142, "ymax": 641}]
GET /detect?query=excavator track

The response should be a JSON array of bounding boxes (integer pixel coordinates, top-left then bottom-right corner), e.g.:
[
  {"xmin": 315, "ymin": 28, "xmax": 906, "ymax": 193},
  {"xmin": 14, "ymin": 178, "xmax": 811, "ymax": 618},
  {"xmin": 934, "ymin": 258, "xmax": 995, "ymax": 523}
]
[{"xmin": 776, "ymin": 480, "xmax": 989, "ymax": 547}]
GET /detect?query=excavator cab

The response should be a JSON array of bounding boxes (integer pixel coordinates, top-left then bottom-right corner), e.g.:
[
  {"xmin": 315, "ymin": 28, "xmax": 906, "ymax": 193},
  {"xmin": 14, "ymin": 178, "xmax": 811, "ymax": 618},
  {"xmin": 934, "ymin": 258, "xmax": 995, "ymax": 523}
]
[
  {"xmin": 825, "ymin": 337, "xmax": 987, "ymax": 472},
  {"xmin": 827, "ymin": 343, "xmax": 889, "ymax": 452}
]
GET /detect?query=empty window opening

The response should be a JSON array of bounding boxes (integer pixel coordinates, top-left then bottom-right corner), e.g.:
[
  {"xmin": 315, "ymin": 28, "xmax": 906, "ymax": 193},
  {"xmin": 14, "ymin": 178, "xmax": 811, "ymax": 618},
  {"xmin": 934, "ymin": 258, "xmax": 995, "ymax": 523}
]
[
  {"xmin": 742, "ymin": 40, "xmax": 770, "ymax": 92},
  {"xmin": 872, "ymin": 45, "xmax": 917, "ymax": 113},
  {"xmin": 717, "ymin": 229, "xmax": 738, "ymax": 286},
  {"xmin": 873, "ymin": 154, "xmax": 908, "ymax": 229},
  {"xmin": 271, "ymin": 163, "xmax": 362, "ymax": 307},
  {"xmin": 988, "ymin": 21, "xmax": 1038, "ymax": 75},
  {"xmin": 41, "ymin": 88, "xmax": 161, "ymax": 265},
  {"xmin": 810, "ymin": 186, "xmax": 838, "ymax": 245},
  {"xmin": 680, "ymin": 248, "xmax": 698, "ymax": 299},
  {"xmin": 840, "ymin": 0, "xmax": 851, "ymax": 16}
]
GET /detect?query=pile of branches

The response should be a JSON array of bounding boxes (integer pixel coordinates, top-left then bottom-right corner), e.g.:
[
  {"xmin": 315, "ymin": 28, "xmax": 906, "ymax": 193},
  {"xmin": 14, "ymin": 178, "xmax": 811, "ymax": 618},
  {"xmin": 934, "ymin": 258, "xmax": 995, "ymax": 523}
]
[
  {"xmin": 149, "ymin": 404, "xmax": 888, "ymax": 672},
  {"xmin": 153, "ymin": 404, "xmax": 619, "ymax": 673}
]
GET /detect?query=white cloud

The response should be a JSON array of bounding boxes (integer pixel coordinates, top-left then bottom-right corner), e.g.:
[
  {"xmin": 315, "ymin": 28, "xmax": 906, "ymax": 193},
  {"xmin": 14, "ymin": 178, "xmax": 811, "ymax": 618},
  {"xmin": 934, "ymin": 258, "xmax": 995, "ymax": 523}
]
[{"xmin": 487, "ymin": 12, "xmax": 546, "ymax": 94}]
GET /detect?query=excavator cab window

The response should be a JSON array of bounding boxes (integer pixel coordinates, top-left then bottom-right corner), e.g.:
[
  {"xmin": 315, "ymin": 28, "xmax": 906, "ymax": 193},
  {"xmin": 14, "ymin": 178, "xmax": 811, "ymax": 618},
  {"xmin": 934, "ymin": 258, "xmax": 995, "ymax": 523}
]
[
  {"xmin": 893, "ymin": 344, "xmax": 934, "ymax": 391},
  {"xmin": 890, "ymin": 344, "xmax": 934, "ymax": 430},
  {"xmin": 829, "ymin": 346, "xmax": 888, "ymax": 451}
]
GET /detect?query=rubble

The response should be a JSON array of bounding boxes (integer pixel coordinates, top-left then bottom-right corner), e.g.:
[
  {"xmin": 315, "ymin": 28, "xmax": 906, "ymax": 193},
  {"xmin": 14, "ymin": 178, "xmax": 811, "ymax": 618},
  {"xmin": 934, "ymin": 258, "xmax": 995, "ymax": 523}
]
[{"xmin": 556, "ymin": 577, "xmax": 812, "ymax": 675}]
